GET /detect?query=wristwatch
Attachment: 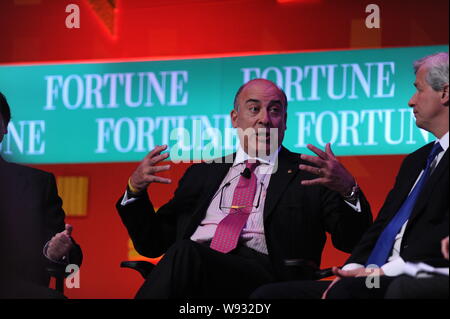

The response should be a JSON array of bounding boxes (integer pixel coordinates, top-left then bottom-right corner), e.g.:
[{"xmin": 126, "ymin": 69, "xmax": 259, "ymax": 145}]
[{"xmin": 342, "ymin": 183, "xmax": 360, "ymax": 202}]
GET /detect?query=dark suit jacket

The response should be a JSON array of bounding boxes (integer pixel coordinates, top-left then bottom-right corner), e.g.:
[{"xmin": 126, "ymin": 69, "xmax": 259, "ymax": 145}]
[
  {"xmin": 347, "ymin": 142, "xmax": 449, "ymax": 268},
  {"xmin": 117, "ymin": 147, "xmax": 372, "ymax": 280},
  {"xmin": 0, "ymin": 157, "xmax": 83, "ymax": 288}
]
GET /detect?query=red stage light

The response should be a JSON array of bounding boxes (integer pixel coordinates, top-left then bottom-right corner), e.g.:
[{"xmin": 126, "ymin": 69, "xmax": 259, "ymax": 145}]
[{"xmin": 277, "ymin": 0, "xmax": 321, "ymax": 4}]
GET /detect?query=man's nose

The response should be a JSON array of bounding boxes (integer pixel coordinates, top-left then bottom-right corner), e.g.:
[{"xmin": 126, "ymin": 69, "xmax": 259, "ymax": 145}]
[
  {"xmin": 408, "ymin": 93, "xmax": 416, "ymax": 107},
  {"xmin": 257, "ymin": 109, "xmax": 270, "ymax": 126}
]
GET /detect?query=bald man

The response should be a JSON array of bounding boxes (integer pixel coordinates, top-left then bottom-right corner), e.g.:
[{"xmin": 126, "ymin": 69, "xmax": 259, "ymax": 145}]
[{"xmin": 117, "ymin": 79, "xmax": 372, "ymax": 298}]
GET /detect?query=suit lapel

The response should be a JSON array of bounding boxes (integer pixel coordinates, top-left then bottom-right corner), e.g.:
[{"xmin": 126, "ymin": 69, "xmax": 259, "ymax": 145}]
[
  {"xmin": 0, "ymin": 160, "xmax": 27, "ymax": 224},
  {"xmin": 263, "ymin": 147, "xmax": 299, "ymax": 221},
  {"xmin": 409, "ymin": 148, "xmax": 449, "ymax": 223},
  {"xmin": 182, "ymin": 154, "xmax": 234, "ymax": 238},
  {"xmin": 386, "ymin": 144, "xmax": 431, "ymax": 218},
  {"xmin": 200, "ymin": 157, "xmax": 234, "ymax": 208}
]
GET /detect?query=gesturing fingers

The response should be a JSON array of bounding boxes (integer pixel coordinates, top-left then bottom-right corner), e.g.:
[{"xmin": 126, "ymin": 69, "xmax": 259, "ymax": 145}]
[
  {"xmin": 148, "ymin": 164, "xmax": 171, "ymax": 174},
  {"xmin": 325, "ymin": 143, "xmax": 336, "ymax": 159},
  {"xmin": 64, "ymin": 224, "xmax": 73, "ymax": 236},
  {"xmin": 300, "ymin": 153, "xmax": 325, "ymax": 167},
  {"xmin": 149, "ymin": 176, "xmax": 172, "ymax": 184},
  {"xmin": 307, "ymin": 144, "xmax": 329, "ymax": 160},
  {"xmin": 301, "ymin": 177, "xmax": 328, "ymax": 186},
  {"xmin": 299, "ymin": 164, "xmax": 324, "ymax": 177},
  {"xmin": 130, "ymin": 145, "xmax": 173, "ymax": 192},
  {"xmin": 144, "ymin": 145, "xmax": 169, "ymax": 164},
  {"xmin": 146, "ymin": 144, "xmax": 167, "ymax": 157},
  {"xmin": 147, "ymin": 152, "xmax": 170, "ymax": 166},
  {"xmin": 146, "ymin": 164, "xmax": 172, "ymax": 184},
  {"xmin": 299, "ymin": 151, "xmax": 329, "ymax": 185}
]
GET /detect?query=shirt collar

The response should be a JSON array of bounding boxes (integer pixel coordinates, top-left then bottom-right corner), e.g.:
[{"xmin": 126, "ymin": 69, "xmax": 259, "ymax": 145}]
[
  {"xmin": 233, "ymin": 145, "xmax": 281, "ymax": 167},
  {"xmin": 437, "ymin": 131, "xmax": 449, "ymax": 152}
]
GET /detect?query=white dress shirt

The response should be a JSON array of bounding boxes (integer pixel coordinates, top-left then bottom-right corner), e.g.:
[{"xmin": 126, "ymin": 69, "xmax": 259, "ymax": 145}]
[
  {"xmin": 190, "ymin": 146, "xmax": 280, "ymax": 254},
  {"xmin": 122, "ymin": 146, "xmax": 362, "ymax": 255}
]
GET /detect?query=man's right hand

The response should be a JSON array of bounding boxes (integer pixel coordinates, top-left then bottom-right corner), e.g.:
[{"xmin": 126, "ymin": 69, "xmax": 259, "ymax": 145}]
[
  {"xmin": 321, "ymin": 267, "xmax": 341, "ymax": 299},
  {"xmin": 321, "ymin": 266, "xmax": 382, "ymax": 299},
  {"xmin": 129, "ymin": 145, "xmax": 172, "ymax": 194},
  {"xmin": 442, "ymin": 236, "xmax": 449, "ymax": 260}
]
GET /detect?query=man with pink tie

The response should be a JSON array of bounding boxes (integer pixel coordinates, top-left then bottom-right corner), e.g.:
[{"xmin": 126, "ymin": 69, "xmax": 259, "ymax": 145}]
[{"xmin": 117, "ymin": 78, "xmax": 372, "ymax": 298}]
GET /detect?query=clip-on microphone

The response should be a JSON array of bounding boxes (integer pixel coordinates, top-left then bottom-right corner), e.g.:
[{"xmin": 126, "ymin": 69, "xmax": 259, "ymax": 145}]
[
  {"xmin": 240, "ymin": 167, "xmax": 251, "ymax": 179},
  {"xmin": 210, "ymin": 167, "xmax": 253, "ymax": 204}
]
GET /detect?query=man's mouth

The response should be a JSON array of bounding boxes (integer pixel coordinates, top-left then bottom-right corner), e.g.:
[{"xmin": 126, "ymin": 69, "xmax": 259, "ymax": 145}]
[{"xmin": 256, "ymin": 132, "xmax": 271, "ymax": 141}]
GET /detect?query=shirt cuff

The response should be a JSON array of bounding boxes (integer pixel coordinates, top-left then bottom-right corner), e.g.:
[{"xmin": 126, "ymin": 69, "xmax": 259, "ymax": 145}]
[
  {"xmin": 121, "ymin": 190, "xmax": 138, "ymax": 206},
  {"xmin": 381, "ymin": 257, "xmax": 406, "ymax": 277},
  {"xmin": 342, "ymin": 263, "xmax": 364, "ymax": 271},
  {"xmin": 403, "ymin": 262, "xmax": 450, "ymax": 277},
  {"xmin": 344, "ymin": 199, "xmax": 361, "ymax": 212}
]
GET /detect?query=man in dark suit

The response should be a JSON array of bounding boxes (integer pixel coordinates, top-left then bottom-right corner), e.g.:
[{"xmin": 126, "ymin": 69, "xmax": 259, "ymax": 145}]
[
  {"xmin": 252, "ymin": 52, "xmax": 449, "ymax": 299},
  {"xmin": 117, "ymin": 78, "xmax": 373, "ymax": 298},
  {"xmin": 383, "ymin": 236, "xmax": 448, "ymax": 299},
  {"xmin": 0, "ymin": 92, "xmax": 82, "ymax": 298}
]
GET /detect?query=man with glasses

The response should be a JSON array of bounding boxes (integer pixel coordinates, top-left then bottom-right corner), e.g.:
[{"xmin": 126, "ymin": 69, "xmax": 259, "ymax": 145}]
[{"xmin": 117, "ymin": 78, "xmax": 373, "ymax": 298}]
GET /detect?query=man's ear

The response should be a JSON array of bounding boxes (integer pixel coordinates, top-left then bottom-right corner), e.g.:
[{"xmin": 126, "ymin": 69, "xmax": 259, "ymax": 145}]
[
  {"xmin": 0, "ymin": 121, "xmax": 7, "ymax": 135},
  {"xmin": 284, "ymin": 112, "xmax": 288, "ymax": 130},
  {"xmin": 0, "ymin": 123, "xmax": 6, "ymax": 144},
  {"xmin": 442, "ymin": 84, "xmax": 449, "ymax": 106},
  {"xmin": 230, "ymin": 109, "xmax": 238, "ymax": 128}
]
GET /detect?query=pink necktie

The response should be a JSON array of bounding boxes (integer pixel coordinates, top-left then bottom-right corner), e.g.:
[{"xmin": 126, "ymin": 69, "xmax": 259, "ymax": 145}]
[{"xmin": 210, "ymin": 160, "xmax": 259, "ymax": 253}]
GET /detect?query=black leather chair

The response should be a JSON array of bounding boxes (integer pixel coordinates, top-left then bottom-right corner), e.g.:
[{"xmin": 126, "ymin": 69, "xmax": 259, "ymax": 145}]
[
  {"xmin": 283, "ymin": 259, "xmax": 334, "ymax": 280},
  {"xmin": 120, "ymin": 260, "xmax": 157, "ymax": 279},
  {"xmin": 46, "ymin": 264, "xmax": 67, "ymax": 293}
]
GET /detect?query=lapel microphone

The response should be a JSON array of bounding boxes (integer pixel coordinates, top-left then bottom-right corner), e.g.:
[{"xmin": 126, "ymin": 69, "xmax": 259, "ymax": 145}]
[
  {"xmin": 210, "ymin": 167, "xmax": 253, "ymax": 203},
  {"xmin": 240, "ymin": 167, "xmax": 251, "ymax": 179}
]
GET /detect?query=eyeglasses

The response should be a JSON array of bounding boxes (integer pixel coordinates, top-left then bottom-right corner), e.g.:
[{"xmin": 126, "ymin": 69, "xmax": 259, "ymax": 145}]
[{"xmin": 219, "ymin": 181, "xmax": 264, "ymax": 212}]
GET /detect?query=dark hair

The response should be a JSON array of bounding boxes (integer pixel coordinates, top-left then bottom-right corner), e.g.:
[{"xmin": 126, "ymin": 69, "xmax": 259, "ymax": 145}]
[{"xmin": 0, "ymin": 92, "xmax": 11, "ymax": 126}]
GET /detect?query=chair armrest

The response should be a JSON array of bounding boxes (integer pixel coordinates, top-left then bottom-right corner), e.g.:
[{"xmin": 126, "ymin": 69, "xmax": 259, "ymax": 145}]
[
  {"xmin": 46, "ymin": 264, "xmax": 67, "ymax": 293},
  {"xmin": 120, "ymin": 261, "xmax": 155, "ymax": 279},
  {"xmin": 314, "ymin": 267, "xmax": 333, "ymax": 279},
  {"xmin": 284, "ymin": 259, "xmax": 333, "ymax": 280}
]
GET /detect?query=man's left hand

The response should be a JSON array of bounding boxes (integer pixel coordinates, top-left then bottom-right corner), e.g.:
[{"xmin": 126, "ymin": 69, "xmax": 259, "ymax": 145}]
[
  {"xmin": 334, "ymin": 267, "xmax": 385, "ymax": 278},
  {"xmin": 47, "ymin": 224, "xmax": 73, "ymax": 262},
  {"xmin": 442, "ymin": 236, "xmax": 449, "ymax": 260},
  {"xmin": 299, "ymin": 143, "xmax": 356, "ymax": 196},
  {"xmin": 321, "ymin": 266, "xmax": 385, "ymax": 299}
]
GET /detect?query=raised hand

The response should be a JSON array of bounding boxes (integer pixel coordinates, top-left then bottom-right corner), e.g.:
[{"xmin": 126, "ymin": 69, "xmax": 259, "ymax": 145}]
[
  {"xmin": 299, "ymin": 143, "xmax": 356, "ymax": 196},
  {"xmin": 129, "ymin": 145, "xmax": 172, "ymax": 194}
]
